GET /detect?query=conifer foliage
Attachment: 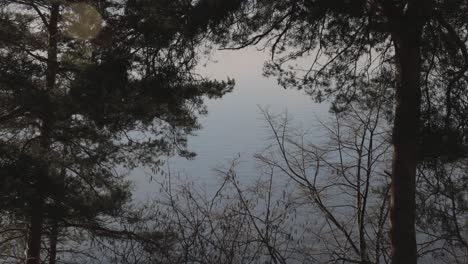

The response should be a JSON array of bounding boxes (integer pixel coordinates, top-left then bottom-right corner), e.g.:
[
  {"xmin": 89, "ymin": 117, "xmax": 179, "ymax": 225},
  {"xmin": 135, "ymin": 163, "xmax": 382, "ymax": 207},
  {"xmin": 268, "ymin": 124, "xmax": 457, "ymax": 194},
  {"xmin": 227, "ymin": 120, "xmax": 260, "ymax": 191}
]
[
  {"xmin": 0, "ymin": 1, "xmax": 232, "ymax": 263},
  {"xmin": 190, "ymin": 1, "xmax": 468, "ymax": 263}
]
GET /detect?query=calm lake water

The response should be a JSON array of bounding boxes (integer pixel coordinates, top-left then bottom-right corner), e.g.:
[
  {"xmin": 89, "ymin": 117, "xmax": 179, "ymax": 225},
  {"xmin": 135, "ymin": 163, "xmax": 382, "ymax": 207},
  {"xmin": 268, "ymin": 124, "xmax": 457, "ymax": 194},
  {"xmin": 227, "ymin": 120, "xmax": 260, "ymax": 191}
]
[{"xmin": 132, "ymin": 48, "xmax": 330, "ymax": 200}]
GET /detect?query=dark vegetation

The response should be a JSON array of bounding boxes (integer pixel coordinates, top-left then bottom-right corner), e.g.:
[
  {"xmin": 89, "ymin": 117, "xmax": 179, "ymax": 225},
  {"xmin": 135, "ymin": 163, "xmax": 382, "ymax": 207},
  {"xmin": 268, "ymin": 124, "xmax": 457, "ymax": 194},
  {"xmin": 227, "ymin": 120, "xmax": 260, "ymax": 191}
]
[{"xmin": 0, "ymin": 0, "xmax": 467, "ymax": 263}]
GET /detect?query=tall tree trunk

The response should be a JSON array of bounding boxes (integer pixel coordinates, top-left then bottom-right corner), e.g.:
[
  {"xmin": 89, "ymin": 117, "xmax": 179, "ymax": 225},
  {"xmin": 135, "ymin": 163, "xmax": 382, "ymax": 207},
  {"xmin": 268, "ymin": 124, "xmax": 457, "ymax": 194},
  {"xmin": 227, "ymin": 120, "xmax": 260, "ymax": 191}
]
[
  {"xmin": 25, "ymin": 3, "xmax": 60, "ymax": 264},
  {"xmin": 390, "ymin": 26, "xmax": 422, "ymax": 264},
  {"xmin": 48, "ymin": 220, "xmax": 59, "ymax": 264},
  {"xmin": 49, "ymin": 165, "xmax": 66, "ymax": 264},
  {"xmin": 25, "ymin": 197, "xmax": 45, "ymax": 264}
]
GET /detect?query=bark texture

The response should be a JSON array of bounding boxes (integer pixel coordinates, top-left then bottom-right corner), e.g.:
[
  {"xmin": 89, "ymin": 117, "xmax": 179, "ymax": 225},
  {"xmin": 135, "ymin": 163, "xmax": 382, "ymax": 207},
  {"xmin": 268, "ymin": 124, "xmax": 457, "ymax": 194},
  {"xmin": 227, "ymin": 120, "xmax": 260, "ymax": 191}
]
[
  {"xmin": 25, "ymin": 197, "xmax": 45, "ymax": 264},
  {"xmin": 390, "ymin": 25, "xmax": 423, "ymax": 264}
]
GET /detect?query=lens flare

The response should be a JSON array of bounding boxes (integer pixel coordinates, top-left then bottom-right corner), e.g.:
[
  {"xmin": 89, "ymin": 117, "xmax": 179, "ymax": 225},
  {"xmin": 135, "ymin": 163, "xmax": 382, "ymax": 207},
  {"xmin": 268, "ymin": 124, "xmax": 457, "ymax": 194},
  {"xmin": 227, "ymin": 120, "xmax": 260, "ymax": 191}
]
[{"xmin": 63, "ymin": 3, "xmax": 103, "ymax": 40}]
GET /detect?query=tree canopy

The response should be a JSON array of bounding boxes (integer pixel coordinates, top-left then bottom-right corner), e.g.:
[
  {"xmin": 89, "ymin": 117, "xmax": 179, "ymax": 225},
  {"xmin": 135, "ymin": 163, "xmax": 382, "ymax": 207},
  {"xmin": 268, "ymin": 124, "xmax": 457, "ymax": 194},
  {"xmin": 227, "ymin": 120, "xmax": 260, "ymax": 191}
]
[
  {"xmin": 1, "ymin": 0, "xmax": 468, "ymax": 263},
  {"xmin": 189, "ymin": 0, "xmax": 468, "ymax": 263},
  {"xmin": 0, "ymin": 1, "xmax": 232, "ymax": 263}
]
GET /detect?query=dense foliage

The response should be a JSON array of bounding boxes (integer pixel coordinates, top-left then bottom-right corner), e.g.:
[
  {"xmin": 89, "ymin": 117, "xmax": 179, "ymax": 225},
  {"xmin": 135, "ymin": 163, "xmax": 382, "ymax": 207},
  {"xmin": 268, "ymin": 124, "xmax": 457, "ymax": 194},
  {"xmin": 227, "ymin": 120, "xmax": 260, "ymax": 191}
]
[{"xmin": 0, "ymin": 1, "xmax": 232, "ymax": 263}]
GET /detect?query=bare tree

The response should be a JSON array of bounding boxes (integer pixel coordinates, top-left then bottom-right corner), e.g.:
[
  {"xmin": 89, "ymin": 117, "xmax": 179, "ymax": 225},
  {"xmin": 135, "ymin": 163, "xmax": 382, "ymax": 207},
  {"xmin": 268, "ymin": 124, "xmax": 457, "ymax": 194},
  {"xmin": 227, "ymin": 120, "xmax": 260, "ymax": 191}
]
[
  {"xmin": 144, "ymin": 94, "xmax": 393, "ymax": 263},
  {"xmin": 151, "ymin": 99, "xmax": 467, "ymax": 263},
  {"xmin": 416, "ymin": 160, "xmax": 468, "ymax": 263}
]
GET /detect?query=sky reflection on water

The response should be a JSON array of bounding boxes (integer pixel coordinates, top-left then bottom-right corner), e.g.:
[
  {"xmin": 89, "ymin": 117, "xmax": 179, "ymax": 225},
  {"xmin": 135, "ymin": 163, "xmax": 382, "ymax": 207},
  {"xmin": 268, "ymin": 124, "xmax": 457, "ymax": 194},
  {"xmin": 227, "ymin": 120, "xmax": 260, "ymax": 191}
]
[{"xmin": 132, "ymin": 48, "xmax": 330, "ymax": 200}]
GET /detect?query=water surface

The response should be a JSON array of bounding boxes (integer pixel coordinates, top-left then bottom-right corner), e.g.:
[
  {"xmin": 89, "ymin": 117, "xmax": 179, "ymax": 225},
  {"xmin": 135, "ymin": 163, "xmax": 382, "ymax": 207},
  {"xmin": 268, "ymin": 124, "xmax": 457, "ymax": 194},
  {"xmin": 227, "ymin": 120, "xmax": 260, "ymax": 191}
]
[{"xmin": 133, "ymin": 48, "xmax": 330, "ymax": 200}]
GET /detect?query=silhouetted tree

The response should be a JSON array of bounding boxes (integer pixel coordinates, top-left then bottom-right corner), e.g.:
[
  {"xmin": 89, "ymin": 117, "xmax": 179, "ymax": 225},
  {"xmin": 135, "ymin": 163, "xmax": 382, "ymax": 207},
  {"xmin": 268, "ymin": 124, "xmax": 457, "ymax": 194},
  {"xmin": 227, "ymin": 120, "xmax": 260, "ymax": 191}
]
[
  {"xmin": 190, "ymin": 1, "xmax": 468, "ymax": 263},
  {"xmin": 0, "ymin": 1, "xmax": 232, "ymax": 263},
  {"xmin": 152, "ymin": 105, "xmax": 466, "ymax": 263}
]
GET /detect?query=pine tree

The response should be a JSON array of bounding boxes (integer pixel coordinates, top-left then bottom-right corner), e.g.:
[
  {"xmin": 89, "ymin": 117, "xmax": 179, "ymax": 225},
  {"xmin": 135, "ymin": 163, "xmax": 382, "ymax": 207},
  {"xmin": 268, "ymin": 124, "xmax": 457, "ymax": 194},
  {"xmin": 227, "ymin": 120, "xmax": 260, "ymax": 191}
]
[
  {"xmin": 0, "ymin": 1, "xmax": 233, "ymax": 263},
  {"xmin": 190, "ymin": 0, "xmax": 468, "ymax": 263}
]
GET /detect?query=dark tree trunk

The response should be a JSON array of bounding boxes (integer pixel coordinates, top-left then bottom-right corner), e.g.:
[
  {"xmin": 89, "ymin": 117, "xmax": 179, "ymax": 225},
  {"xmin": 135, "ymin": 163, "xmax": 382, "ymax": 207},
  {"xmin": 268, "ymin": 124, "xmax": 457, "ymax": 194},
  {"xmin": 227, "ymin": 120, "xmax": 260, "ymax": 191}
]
[
  {"xmin": 25, "ymin": 3, "xmax": 60, "ymax": 264},
  {"xmin": 49, "ymin": 166, "xmax": 66, "ymax": 264},
  {"xmin": 390, "ymin": 27, "xmax": 423, "ymax": 264},
  {"xmin": 48, "ymin": 220, "xmax": 59, "ymax": 264},
  {"xmin": 25, "ymin": 197, "xmax": 45, "ymax": 264}
]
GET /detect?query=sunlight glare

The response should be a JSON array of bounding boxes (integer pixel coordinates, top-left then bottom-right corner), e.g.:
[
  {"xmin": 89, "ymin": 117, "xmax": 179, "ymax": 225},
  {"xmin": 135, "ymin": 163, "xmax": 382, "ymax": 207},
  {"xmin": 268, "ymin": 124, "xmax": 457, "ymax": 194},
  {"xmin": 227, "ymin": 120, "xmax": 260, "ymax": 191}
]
[{"xmin": 63, "ymin": 3, "xmax": 103, "ymax": 41}]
